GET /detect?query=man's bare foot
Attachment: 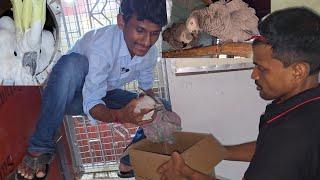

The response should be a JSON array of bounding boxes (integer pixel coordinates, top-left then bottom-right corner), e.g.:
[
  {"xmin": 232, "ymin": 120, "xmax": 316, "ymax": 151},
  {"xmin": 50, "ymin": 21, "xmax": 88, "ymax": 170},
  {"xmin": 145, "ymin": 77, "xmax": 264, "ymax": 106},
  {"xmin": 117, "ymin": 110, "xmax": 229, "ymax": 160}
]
[{"xmin": 17, "ymin": 152, "xmax": 47, "ymax": 179}]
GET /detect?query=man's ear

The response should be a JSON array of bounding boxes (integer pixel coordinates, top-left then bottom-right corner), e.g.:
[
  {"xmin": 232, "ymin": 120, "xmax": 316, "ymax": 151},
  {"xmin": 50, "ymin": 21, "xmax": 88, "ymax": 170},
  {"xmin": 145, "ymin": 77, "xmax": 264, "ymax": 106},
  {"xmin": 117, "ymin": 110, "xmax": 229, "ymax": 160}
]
[
  {"xmin": 117, "ymin": 14, "xmax": 125, "ymax": 29},
  {"xmin": 291, "ymin": 62, "xmax": 309, "ymax": 81}
]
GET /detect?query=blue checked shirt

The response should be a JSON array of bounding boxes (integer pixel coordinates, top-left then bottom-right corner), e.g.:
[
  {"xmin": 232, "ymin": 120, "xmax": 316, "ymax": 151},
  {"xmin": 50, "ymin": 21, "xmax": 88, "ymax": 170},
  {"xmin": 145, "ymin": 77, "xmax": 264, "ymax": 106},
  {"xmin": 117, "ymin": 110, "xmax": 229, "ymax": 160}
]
[{"xmin": 68, "ymin": 25, "xmax": 158, "ymax": 122}]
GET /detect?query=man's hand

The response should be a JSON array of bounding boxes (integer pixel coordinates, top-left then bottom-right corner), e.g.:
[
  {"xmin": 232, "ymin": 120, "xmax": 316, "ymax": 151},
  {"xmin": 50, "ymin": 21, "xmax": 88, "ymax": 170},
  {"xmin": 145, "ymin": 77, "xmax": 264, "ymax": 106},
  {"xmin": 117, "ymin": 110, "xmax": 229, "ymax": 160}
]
[
  {"xmin": 89, "ymin": 98, "xmax": 154, "ymax": 125},
  {"xmin": 157, "ymin": 152, "xmax": 214, "ymax": 180},
  {"xmin": 113, "ymin": 98, "xmax": 154, "ymax": 125},
  {"xmin": 158, "ymin": 152, "xmax": 190, "ymax": 180}
]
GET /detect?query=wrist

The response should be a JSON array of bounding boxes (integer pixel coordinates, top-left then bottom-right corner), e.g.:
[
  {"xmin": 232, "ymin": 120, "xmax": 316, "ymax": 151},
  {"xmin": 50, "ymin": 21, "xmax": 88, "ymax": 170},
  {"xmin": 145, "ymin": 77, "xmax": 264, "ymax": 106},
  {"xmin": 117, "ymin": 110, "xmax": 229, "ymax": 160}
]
[
  {"xmin": 224, "ymin": 145, "xmax": 232, "ymax": 160},
  {"xmin": 185, "ymin": 167, "xmax": 213, "ymax": 180},
  {"xmin": 109, "ymin": 109, "xmax": 121, "ymax": 123},
  {"xmin": 182, "ymin": 165, "xmax": 196, "ymax": 180},
  {"xmin": 187, "ymin": 170, "xmax": 197, "ymax": 180}
]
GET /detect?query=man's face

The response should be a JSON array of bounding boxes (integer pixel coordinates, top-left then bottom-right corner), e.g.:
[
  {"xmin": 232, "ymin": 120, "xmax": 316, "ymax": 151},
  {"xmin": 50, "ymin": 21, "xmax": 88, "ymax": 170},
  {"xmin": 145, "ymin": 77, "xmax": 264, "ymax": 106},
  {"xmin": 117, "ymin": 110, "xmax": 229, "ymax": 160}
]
[
  {"xmin": 118, "ymin": 14, "xmax": 162, "ymax": 57},
  {"xmin": 251, "ymin": 44, "xmax": 297, "ymax": 102}
]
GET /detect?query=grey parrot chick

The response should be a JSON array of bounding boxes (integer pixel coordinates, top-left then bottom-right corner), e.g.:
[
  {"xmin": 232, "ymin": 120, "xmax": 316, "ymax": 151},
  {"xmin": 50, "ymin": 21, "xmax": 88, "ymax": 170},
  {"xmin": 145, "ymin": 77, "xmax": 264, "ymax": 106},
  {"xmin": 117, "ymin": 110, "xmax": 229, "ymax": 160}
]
[
  {"xmin": 163, "ymin": 22, "xmax": 199, "ymax": 50},
  {"xmin": 186, "ymin": 0, "xmax": 259, "ymax": 43}
]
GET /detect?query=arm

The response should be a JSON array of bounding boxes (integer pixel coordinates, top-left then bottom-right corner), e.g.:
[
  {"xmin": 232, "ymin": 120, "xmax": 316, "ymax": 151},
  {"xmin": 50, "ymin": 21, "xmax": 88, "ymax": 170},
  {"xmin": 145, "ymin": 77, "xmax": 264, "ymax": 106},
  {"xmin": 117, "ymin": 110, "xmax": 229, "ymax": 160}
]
[
  {"xmin": 89, "ymin": 101, "xmax": 151, "ymax": 125},
  {"xmin": 188, "ymin": 171, "xmax": 214, "ymax": 180},
  {"xmin": 82, "ymin": 53, "xmax": 148, "ymax": 125},
  {"xmin": 157, "ymin": 152, "xmax": 215, "ymax": 180},
  {"xmin": 82, "ymin": 51, "xmax": 114, "ymax": 123},
  {"xmin": 89, "ymin": 104, "xmax": 117, "ymax": 123},
  {"xmin": 224, "ymin": 141, "xmax": 256, "ymax": 162}
]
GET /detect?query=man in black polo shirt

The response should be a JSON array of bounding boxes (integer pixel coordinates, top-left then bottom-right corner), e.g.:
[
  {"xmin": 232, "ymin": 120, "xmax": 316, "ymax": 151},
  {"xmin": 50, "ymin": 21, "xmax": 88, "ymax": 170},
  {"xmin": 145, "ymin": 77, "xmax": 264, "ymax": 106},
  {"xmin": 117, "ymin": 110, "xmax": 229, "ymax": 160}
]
[{"xmin": 157, "ymin": 7, "xmax": 320, "ymax": 180}]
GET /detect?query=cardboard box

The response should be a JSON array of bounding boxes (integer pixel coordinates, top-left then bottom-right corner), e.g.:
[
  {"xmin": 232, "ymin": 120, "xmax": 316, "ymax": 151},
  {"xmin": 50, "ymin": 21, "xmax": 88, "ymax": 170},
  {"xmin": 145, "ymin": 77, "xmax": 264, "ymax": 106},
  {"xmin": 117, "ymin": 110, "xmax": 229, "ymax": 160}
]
[{"xmin": 129, "ymin": 131, "xmax": 227, "ymax": 180}]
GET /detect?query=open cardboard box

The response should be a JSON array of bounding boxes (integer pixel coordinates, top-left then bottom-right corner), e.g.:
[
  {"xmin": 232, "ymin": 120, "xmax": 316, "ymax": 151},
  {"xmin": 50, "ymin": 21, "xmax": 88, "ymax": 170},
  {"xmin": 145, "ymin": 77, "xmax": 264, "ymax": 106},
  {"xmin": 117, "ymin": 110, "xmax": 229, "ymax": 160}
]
[{"xmin": 129, "ymin": 131, "xmax": 227, "ymax": 179}]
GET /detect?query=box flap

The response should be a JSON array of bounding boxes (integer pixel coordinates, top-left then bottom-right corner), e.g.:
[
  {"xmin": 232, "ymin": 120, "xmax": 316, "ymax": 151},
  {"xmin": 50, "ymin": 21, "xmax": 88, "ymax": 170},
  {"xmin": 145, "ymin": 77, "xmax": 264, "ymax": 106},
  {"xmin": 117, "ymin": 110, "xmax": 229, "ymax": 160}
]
[
  {"xmin": 130, "ymin": 132, "xmax": 226, "ymax": 179},
  {"xmin": 173, "ymin": 131, "xmax": 209, "ymax": 149},
  {"xmin": 129, "ymin": 141, "xmax": 170, "ymax": 179},
  {"xmin": 181, "ymin": 134, "xmax": 227, "ymax": 174},
  {"xmin": 132, "ymin": 132, "xmax": 208, "ymax": 155},
  {"xmin": 134, "ymin": 139, "xmax": 185, "ymax": 155}
]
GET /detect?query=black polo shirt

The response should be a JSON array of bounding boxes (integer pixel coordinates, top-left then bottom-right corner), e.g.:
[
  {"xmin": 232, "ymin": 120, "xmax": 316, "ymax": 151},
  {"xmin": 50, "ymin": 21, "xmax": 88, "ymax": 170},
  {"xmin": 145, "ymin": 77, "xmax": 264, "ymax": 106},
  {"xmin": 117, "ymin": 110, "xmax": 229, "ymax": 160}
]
[{"xmin": 244, "ymin": 85, "xmax": 320, "ymax": 180}]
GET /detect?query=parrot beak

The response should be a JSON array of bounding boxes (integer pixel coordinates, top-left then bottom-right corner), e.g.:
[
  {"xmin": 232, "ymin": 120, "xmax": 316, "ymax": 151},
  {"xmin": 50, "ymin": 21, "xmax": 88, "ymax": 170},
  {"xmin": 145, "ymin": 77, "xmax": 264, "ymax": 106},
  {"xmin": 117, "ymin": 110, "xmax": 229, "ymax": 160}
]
[{"xmin": 22, "ymin": 51, "xmax": 37, "ymax": 76}]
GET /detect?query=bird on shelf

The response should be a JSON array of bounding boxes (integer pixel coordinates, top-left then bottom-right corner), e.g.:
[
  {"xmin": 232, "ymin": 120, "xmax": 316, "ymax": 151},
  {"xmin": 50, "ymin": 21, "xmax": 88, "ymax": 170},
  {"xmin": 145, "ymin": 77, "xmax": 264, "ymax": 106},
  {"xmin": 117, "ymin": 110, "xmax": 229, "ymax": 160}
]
[
  {"xmin": 186, "ymin": 0, "xmax": 259, "ymax": 43},
  {"xmin": 162, "ymin": 22, "xmax": 199, "ymax": 50}
]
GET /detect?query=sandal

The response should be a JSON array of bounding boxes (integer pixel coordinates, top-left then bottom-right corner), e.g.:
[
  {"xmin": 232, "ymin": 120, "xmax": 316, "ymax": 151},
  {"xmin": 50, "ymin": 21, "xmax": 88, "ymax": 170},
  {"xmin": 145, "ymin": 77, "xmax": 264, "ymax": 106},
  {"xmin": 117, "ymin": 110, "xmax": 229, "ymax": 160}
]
[
  {"xmin": 118, "ymin": 150, "xmax": 134, "ymax": 178},
  {"xmin": 117, "ymin": 126, "xmax": 146, "ymax": 178},
  {"xmin": 117, "ymin": 170, "xmax": 135, "ymax": 178},
  {"xmin": 15, "ymin": 153, "xmax": 53, "ymax": 180}
]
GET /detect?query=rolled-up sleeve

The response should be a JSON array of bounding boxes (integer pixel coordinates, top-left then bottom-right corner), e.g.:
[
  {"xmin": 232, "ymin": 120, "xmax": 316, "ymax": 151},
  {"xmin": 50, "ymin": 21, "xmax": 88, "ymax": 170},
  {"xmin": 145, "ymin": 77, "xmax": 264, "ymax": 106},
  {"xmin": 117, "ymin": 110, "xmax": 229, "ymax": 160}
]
[
  {"xmin": 138, "ymin": 47, "xmax": 158, "ymax": 90},
  {"xmin": 82, "ymin": 52, "xmax": 111, "ymax": 122}
]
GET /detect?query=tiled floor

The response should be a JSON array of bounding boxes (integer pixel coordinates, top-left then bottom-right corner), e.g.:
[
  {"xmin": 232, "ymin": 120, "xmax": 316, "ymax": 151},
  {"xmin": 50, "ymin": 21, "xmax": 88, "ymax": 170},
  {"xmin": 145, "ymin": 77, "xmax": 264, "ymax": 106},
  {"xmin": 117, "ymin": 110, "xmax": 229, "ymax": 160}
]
[
  {"xmin": 79, "ymin": 171, "xmax": 230, "ymax": 180},
  {"xmin": 80, "ymin": 171, "xmax": 135, "ymax": 179}
]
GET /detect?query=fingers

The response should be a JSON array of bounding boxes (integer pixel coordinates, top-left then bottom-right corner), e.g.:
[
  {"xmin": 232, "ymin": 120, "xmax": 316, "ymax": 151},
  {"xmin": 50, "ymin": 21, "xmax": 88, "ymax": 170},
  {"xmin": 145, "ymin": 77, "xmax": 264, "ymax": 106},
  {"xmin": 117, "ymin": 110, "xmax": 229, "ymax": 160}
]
[
  {"xmin": 140, "ymin": 108, "xmax": 154, "ymax": 115},
  {"xmin": 135, "ymin": 108, "xmax": 154, "ymax": 120},
  {"xmin": 123, "ymin": 98, "xmax": 155, "ymax": 124},
  {"xmin": 157, "ymin": 155, "xmax": 176, "ymax": 174},
  {"xmin": 131, "ymin": 109, "xmax": 155, "ymax": 125},
  {"xmin": 138, "ymin": 119, "xmax": 153, "ymax": 126},
  {"xmin": 172, "ymin": 151, "xmax": 181, "ymax": 162},
  {"xmin": 128, "ymin": 98, "xmax": 139, "ymax": 108},
  {"xmin": 160, "ymin": 174, "xmax": 168, "ymax": 180},
  {"xmin": 127, "ymin": 98, "xmax": 155, "ymax": 115},
  {"xmin": 158, "ymin": 151, "xmax": 181, "ymax": 173},
  {"xmin": 157, "ymin": 161, "xmax": 169, "ymax": 174},
  {"xmin": 157, "ymin": 152, "xmax": 189, "ymax": 180},
  {"xmin": 130, "ymin": 114, "xmax": 143, "ymax": 125}
]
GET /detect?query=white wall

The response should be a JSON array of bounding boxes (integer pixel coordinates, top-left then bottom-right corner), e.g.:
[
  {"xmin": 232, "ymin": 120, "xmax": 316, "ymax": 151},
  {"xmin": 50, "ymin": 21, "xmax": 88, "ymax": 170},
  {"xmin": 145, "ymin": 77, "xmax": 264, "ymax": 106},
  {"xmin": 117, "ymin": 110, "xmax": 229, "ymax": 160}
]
[
  {"xmin": 166, "ymin": 58, "xmax": 268, "ymax": 180},
  {"xmin": 272, "ymin": 0, "xmax": 320, "ymax": 13}
]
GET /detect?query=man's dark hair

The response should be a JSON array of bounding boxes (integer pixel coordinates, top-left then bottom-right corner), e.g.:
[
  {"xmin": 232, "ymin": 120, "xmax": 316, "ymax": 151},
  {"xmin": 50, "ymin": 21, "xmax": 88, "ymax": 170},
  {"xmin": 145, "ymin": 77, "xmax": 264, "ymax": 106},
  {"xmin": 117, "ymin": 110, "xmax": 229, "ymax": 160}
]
[
  {"xmin": 253, "ymin": 7, "xmax": 320, "ymax": 75},
  {"xmin": 120, "ymin": 0, "xmax": 168, "ymax": 27}
]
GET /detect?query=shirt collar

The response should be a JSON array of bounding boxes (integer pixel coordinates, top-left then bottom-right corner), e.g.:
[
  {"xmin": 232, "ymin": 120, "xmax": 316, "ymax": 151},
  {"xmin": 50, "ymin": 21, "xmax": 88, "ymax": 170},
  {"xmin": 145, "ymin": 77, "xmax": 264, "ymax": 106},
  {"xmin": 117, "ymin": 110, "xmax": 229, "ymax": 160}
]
[{"xmin": 260, "ymin": 85, "xmax": 320, "ymax": 127}]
